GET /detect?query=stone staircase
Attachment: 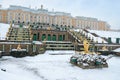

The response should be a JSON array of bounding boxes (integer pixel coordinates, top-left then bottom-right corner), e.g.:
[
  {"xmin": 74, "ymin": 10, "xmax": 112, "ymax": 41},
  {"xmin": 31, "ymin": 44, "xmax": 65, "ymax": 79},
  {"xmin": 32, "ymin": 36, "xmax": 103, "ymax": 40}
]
[
  {"xmin": 6, "ymin": 24, "xmax": 31, "ymax": 42},
  {"xmin": 43, "ymin": 41, "xmax": 74, "ymax": 50},
  {"xmin": 83, "ymin": 29, "xmax": 109, "ymax": 43},
  {"xmin": 68, "ymin": 29, "xmax": 94, "ymax": 43}
]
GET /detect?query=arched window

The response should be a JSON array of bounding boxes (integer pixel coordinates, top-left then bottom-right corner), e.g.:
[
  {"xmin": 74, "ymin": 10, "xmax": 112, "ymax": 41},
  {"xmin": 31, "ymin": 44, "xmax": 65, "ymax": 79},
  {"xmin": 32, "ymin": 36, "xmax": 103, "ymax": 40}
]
[
  {"xmin": 52, "ymin": 35, "xmax": 56, "ymax": 41},
  {"xmin": 42, "ymin": 34, "xmax": 46, "ymax": 41},
  {"xmin": 58, "ymin": 35, "xmax": 63, "ymax": 41},
  {"xmin": 48, "ymin": 34, "xmax": 51, "ymax": 41},
  {"xmin": 33, "ymin": 34, "xmax": 37, "ymax": 41}
]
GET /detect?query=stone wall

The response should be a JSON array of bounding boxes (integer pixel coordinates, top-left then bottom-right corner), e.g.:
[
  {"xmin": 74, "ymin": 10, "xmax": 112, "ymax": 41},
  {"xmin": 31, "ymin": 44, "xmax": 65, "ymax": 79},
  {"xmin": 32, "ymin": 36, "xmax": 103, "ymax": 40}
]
[
  {"xmin": 31, "ymin": 29, "xmax": 70, "ymax": 41},
  {"xmin": 0, "ymin": 42, "xmax": 44, "ymax": 56}
]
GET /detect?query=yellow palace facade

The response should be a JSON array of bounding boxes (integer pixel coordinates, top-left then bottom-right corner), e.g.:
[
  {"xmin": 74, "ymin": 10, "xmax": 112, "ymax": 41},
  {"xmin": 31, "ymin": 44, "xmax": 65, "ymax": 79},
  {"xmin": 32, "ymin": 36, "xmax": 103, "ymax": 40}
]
[{"xmin": 0, "ymin": 5, "xmax": 110, "ymax": 30}]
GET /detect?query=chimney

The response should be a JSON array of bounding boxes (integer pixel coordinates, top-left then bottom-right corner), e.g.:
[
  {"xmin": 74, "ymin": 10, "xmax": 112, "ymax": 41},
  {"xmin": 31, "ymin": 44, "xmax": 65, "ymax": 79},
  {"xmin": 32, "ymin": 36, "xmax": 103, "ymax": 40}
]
[
  {"xmin": 35, "ymin": 6, "xmax": 37, "ymax": 10},
  {"xmin": 41, "ymin": 5, "xmax": 43, "ymax": 9},
  {"xmin": 52, "ymin": 8, "xmax": 54, "ymax": 12},
  {"xmin": 29, "ymin": 5, "xmax": 31, "ymax": 9},
  {"xmin": 0, "ymin": 5, "xmax": 2, "ymax": 8}
]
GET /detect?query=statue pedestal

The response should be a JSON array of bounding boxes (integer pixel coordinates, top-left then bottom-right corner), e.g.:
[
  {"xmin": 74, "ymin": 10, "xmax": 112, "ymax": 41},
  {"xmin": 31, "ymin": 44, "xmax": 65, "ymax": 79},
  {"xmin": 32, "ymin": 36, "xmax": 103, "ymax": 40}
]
[
  {"xmin": 70, "ymin": 53, "xmax": 108, "ymax": 69},
  {"xmin": 10, "ymin": 49, "xmax": 28, "ymax": 57}
]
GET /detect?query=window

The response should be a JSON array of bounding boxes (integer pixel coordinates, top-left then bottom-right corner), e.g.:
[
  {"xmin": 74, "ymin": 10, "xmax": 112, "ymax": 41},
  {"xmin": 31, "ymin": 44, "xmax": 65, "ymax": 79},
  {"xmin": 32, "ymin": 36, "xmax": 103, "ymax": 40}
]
[
  {"xmin": 48, "ymin": 34, "xmax": 51, "ymax": 41},
  {"xmin": 63, "ymin": 35, "xmax": 65, "ymax": 40},
  {"xmin": 52, "ymin": 35, "xmax": 56, "ymax": 41},
  {"xmin": 42, "ymin": 34, "xmax": 46, "ymax": 41}
]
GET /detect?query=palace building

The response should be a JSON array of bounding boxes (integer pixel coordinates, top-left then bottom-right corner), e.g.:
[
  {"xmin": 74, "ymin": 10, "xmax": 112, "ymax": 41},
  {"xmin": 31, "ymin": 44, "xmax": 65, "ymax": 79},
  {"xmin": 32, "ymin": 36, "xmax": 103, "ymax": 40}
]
[{"xmin": 0, "ymin": 5, "xmax": 110, "ymax": 30}]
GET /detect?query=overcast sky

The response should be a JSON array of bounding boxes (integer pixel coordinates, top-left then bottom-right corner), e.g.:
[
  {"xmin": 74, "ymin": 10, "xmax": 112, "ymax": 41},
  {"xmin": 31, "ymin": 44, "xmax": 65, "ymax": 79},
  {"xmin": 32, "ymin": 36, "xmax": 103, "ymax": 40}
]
[{"xmin": 0, "ymin": 0, "xmax": 120, "ymax": 29}]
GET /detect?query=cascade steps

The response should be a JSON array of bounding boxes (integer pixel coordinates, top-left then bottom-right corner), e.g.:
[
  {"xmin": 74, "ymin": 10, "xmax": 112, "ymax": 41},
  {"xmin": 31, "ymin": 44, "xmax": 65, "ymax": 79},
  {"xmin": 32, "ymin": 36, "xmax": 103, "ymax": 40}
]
[
  {"xmin": 6, "ymin": 25, "xmax": 31, "ymax": 41},
  {"xmin": 68, "ymin": 29, "xmax": 94, "ymax": 44},
  {"xmin": 43, "ymin": 41, "xmax": 74, "ymax": 50}
]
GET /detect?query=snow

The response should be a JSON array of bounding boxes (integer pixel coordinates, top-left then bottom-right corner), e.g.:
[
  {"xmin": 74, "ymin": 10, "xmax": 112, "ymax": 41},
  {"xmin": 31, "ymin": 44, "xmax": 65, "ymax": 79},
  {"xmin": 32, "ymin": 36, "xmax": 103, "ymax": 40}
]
[
  {"xmin": 113, "ymin": 48, "xmax": 120, "ymax": 52},
  {"xmin": 12, "ymin": 24, "xmax": 29, "ymax": 28},
  {"xmin": 45, "ymin": 50, "xmax": 75, "ymax": 55},
  {"xmin": 0, "ymin": 23, "xmax": 10, "ymax": 40},
  {"xmin": 87, "ymin": 32, "xmax": 107, "ymax": 43},
  {"xmin": 88, "ymin": 30, "xmax": 120, "ymax": 43},
  {"xmin": 11, "ymin": 49, "xmax": 27, "ymax": 51},
  {"xmin": 0, "ymin": 23, "xmax": 29, "ymax": 40},
  {"xmin": 0, "ymin": 51, "xmax": 120, "ymax": 80},
  {"xmin": 73, "ymin": 29, "xmax": 107, "ymax": 43},
  {"xmin": 0, "ymin": 42, "xmax": 31, "ymax": 44},
  {"xmin": 32, "ymin": 41, "xmax": 43, "ymax": 44},
  {"xmin": 73, "ymin": 29, "xmax": 120, "ymax": 43},
  {"xmin": 43, "ymin": 41, "xmax": 72, "ymax": 43}
]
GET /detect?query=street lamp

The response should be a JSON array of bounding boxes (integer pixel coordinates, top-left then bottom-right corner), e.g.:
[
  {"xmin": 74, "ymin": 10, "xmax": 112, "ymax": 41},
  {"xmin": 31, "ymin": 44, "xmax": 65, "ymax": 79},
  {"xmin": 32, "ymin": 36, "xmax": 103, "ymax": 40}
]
[{"xmin": 74, "ymin": 40, "xmax": 78, "ymax": 54}]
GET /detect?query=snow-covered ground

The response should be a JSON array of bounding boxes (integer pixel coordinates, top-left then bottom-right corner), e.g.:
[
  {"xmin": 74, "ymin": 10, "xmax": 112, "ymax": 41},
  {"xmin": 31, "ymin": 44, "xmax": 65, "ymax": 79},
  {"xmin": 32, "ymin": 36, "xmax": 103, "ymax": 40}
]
[
  {"xmin": 88, "ymin": 30, "xmax": 120, "ymax": 43},
  {"xmin": 0, "ymin": 23, "xmax": 10, "ymax": 40},
  {"xmin": 45, "ymin": 50, "xmax": 74, "ymax": 55},
  {"xmin": 0, "ymin": 51, "xmax": 120, "ymax": 80}
]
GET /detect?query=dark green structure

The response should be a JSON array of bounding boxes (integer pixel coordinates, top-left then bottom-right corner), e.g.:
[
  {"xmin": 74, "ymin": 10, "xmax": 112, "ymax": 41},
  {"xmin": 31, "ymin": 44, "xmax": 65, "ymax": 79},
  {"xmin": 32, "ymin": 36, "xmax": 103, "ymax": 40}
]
[
  {"xmin": 116, "ymin": 38, "xmax": 119, "ymax": 44},
  {"xmin": 108, "ymin": 37, "xmax": 112, "ymax": 44}
]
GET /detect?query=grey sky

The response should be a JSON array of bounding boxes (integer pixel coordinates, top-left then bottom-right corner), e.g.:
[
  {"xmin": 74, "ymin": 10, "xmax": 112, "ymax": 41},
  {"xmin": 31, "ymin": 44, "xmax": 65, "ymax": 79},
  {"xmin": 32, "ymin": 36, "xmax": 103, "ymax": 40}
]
[{"xmin": 0, "ymin": 0, "xmax": 120, "ymax": 29}]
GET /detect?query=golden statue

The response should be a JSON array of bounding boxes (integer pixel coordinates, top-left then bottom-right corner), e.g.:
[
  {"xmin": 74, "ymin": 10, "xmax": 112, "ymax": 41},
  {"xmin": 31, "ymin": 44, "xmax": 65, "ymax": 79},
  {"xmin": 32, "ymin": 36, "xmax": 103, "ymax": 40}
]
[
  {"xmin": 17, "ymin": 44, "xmax": 21, "ymax": 50},
  {"xmin": 10, "ymin": 21, "xmax": 12, "ymax": 28},
  {"xmin": 102, "ymin": 45, "xmax": 108, "ymax": 51},
  {"xmin": 83, "ymin": 39, "xmax": 89, "ymax": 53},
  {"xmin": 47, "ymin": 26, "xmax": 51, "ymax": 30}
]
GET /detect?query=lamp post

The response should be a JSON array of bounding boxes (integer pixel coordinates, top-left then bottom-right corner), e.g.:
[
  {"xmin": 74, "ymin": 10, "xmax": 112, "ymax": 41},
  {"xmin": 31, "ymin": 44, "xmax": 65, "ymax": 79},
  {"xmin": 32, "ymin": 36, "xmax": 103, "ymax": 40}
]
[
  {"xmin": 32, "ymin": 42, "xmax": 36, "ymax": 53},
  {"xmin": 92, "ymin": 42, "xmax": 95, "ymax": 52},
  {"xmin": 0, "ymin": 34, "xmax": 1, "ymax": 40},
  {"xmin": 27, "ymin": 45, "xmax": 29, "ymax": 52},
  {"xmin": 74, "ymin": 40, "xmax": 78, "ymax": 54}
]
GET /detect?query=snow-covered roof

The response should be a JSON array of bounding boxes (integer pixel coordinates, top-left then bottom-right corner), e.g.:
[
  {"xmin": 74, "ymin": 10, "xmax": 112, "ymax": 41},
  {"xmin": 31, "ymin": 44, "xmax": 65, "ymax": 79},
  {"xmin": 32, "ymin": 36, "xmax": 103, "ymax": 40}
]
[
  {"xmin": 8, "ymin": 5, "xmax": 48, "ymax": 14},
  {"xmin": 7, "ymin": 5, "xmax": 71, "ymax": 16},
  {"xmin": 76, "ymin": 16, "xmax": 98, "ymax": 21}
]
